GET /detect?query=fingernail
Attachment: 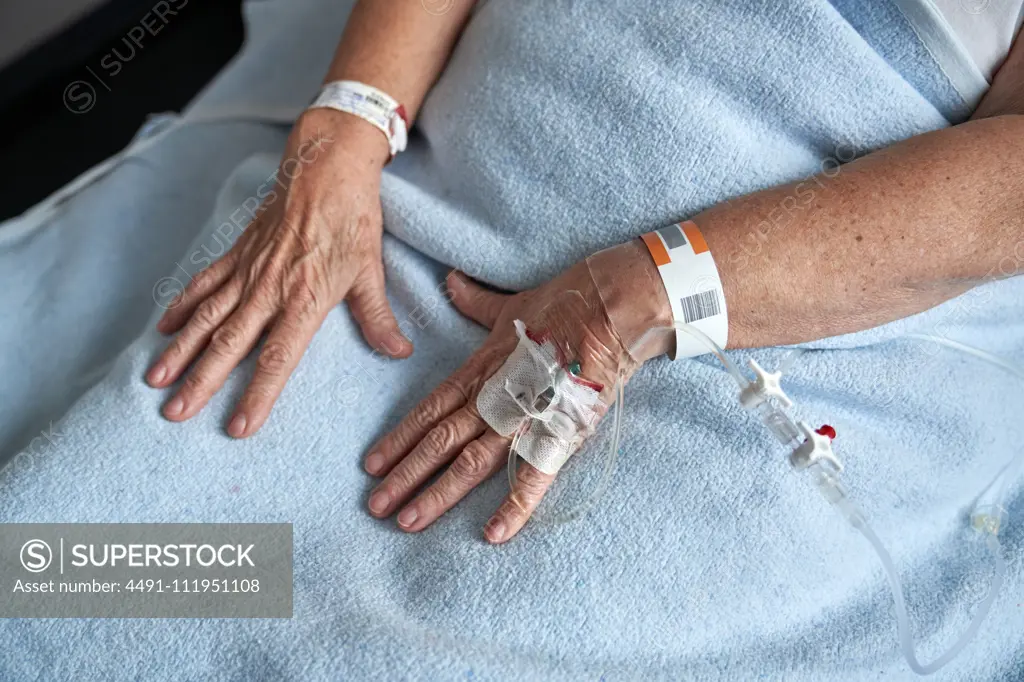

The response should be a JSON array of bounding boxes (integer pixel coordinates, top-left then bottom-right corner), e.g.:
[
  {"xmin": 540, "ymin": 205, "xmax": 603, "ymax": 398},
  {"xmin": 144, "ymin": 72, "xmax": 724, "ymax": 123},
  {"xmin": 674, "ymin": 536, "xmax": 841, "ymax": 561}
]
[
  {"xmin": 485, "ymin": 519, "xmax": 506, "ymax": 544},
  {"xmin": 228, "ymin": 414, "xmax": 247, "ymax": 438},
  {"xmin": 397, "ymin": 506, "xmax": 418, "ymax": 528},
  {"xmin": 364, "ymin": 452, "xmax": 385, "ymax": 475},
  {"xmin": 147, "ymin": 364, "xmax": 167, "ymax": 385},
  {"xmin": 380, "ymin": 332, "xmax": 410, "ymax": 357},
  {"xmin": 447, "ymin": 272, "xmax": 467, "ymax": 294},
  {"xmin": 164, "ymin": 396, "xmax": 184, "ymax": 418},
  {"xmin": 368, "ymin": 490, "xmax": 390, "ymax": 515}
]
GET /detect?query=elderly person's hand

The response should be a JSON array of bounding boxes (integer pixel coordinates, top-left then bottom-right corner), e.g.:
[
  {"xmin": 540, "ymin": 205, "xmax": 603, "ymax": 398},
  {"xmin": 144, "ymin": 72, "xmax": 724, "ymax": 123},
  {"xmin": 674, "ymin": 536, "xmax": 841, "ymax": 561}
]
[
  {"xmin": 146, "ymin": 110, "xmax": 411, "ymax": 438},
  {"xmin": 363, "ymin": 242, "xmax": 673, "ymax": 543},
  {"xmin": 361, "ymin": 103, "xmax": 1024, "ymax": 544},
  {"xmin": 144, "ymin": 0, "xmax": 478, "ymax": 436}
]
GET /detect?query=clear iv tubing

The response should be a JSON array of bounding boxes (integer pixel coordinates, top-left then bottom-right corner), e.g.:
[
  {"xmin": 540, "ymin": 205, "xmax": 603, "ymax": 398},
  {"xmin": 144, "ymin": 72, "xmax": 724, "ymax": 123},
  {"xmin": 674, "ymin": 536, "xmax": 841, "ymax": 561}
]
[
  {"xmin": 904, "ymin": 333, "xmax": 1024, "ymax": 528},
  {"xmin": 621, "ymin": 323, "xmax": 1022, "ymax": 676},
  {"xmin": 505, "ymin": 322, "xmax": 1019, "ymax": 673},
  {"xmin": 509, "ymin": 321, "xmax": 770, "ymax": 522},
  {"xmin": 508, "ymin": 324, "xmax": 750, "ymax": 523}
]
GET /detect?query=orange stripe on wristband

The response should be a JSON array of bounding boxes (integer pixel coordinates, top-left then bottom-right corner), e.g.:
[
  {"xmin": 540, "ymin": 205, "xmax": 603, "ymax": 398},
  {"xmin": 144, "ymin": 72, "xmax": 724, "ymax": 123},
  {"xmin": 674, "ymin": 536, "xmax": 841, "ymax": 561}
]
[
  {"xmin": 681, "ymin": 221, "xmax": 709, "ymax": 254},
  {"xmin": 640, "ymin": 231, "xmax": 671, "ymax": 266}
]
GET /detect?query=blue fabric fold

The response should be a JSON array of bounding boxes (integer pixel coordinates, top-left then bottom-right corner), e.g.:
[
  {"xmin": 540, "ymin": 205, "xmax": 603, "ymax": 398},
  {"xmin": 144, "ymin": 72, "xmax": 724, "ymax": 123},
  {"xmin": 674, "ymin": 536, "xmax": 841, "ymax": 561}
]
[{"xmin": 1, "ymin": 0, "xmax": 1021, "ymax": 679}]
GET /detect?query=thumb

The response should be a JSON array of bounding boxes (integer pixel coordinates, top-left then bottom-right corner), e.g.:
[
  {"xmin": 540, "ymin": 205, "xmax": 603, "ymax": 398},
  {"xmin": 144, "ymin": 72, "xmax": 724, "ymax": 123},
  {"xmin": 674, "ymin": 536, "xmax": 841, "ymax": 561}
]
[
  {"xmin": 347, "ymin": 264, "xmax": 413, "ymax": 358},
  {"xmin": 446, "ymin": 271, "xmax": 507, "ymax": 330}
]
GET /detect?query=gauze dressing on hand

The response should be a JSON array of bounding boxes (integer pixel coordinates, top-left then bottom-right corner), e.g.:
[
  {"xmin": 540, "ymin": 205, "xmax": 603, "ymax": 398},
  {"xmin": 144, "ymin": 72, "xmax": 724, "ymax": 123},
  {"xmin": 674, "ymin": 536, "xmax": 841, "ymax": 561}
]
[
  {"xmin": 474, "ymin": 240, "xmax": 669, "ymax": 522},
  {"xmin": 475, "ymin": 240, "xmax": 669, "ymax": 476},
  {"xmin": 474, "ymin": 229, "xmax": 1023, "ymax": 675},
  {"xmin": 476, "ymin": 319, "xmax": 604, "ymax": 474}
]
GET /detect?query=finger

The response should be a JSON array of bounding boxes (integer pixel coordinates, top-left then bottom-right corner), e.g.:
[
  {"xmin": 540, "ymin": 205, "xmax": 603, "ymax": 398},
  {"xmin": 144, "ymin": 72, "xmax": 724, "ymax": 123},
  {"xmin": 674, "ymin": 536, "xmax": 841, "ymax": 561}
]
[
  {"xmin": 156, "ymin": 250, "xmax": 242, "ymax": 335},
  {"xmin": 395, "ymin": 429, "xmax": 508, "ymax": 533},
  {"xmin": 446, "ymin": 270, "xmax": 507, "ymax": 330},
  {"xmin": 162, "ymin": 298, "xmax": 275, "ymax": 423},
  {"xmin": 365, "ymin": 371, "xmax": 476, "ymax": 474},
  {"xmin": 366, "ymin": 405, "xmax": 487, "ymax": 517},
  {"xmin": 484, "ymin": 460, "xmax": 555, "ymax": 544},
  {"xmin": 347, "ymin": 265, "xmax": 412, "ymax": 358},
  {"xmin": 147, "ymin": 277, "xmax": 244, "ymax": 388},
  {"xmin": 226, "ymin": 291, "xmax": 327, "ymax": 438}
]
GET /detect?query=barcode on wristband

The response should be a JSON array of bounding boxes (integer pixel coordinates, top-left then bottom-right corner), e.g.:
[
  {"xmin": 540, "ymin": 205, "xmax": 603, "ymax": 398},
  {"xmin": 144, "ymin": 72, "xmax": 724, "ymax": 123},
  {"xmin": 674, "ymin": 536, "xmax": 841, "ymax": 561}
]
[{"xmin": 680, "ymin": 290, "xmax": 722, "ymax": 324}]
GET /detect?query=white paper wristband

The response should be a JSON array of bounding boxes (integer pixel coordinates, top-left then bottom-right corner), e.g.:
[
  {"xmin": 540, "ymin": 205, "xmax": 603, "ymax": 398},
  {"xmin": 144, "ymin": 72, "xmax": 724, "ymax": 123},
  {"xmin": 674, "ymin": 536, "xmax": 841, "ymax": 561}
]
[
  {"xmin": 308, "ymin": 80, "xmax": 408, "ymax": 158},
  {"xmin": 640, "ymin": 221, "xmax": 728, "ymax": 359}
]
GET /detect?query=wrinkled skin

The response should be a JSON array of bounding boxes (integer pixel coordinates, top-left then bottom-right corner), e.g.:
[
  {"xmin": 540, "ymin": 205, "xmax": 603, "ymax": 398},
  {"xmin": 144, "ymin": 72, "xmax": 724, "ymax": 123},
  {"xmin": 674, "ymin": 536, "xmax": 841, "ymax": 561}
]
[
  {"xmin": 145, "ymin": 105, "xmax": 671, "ymax": 543},
  {"xmin": 365, "ymin": 248, "xmax": 670, "ymax": 544},
  {"xmin": 147, "ymin": 110, "xmax": 410, "ymax": 437}
]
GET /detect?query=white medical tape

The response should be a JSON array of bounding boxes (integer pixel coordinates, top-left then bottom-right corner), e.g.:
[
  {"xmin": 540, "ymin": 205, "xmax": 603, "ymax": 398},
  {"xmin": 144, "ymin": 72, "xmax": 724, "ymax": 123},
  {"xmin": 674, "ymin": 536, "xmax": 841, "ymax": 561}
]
[
  {"xmin": 476, "ymin": 321, "xmax": 602, "ymax": 475},
  {"xmin": 640, "ymin": 221, "xmax": 728, "ymax": 359}
]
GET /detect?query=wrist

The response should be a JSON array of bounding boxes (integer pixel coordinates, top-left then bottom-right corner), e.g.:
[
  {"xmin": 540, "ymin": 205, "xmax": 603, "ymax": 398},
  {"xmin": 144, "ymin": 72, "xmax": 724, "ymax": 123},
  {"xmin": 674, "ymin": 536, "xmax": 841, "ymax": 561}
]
[
  {"xmin": 293, "ymin": 108, "xmax": 392, "ymax": 172},
  {"xmin": 586, "ymin": 239, "xmax": 674, "ymax": 363}
]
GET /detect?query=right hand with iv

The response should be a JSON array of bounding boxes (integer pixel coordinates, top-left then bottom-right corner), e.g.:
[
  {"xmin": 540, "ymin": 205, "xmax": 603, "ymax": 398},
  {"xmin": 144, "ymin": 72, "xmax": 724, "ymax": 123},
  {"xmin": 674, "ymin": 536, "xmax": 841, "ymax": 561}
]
[
  {"xmin": 363, "ymin": 240, "xmax": 674, "ymax": 543},
  {"xmin": 146, "ymin": 109, "xmax": 411, "ymax": 438}
]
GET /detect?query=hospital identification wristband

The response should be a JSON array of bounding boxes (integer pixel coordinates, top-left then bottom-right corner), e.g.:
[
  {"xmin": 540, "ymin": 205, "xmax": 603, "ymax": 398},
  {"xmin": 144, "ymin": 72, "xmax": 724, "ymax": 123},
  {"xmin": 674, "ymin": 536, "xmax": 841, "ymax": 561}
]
[
  {"xmin": 640, "ymin": 221, "xmax": 728, "ymax": 359},
  {"xmin": 308, "ymin": 81, "xmax": 409, "ymax": 159}
]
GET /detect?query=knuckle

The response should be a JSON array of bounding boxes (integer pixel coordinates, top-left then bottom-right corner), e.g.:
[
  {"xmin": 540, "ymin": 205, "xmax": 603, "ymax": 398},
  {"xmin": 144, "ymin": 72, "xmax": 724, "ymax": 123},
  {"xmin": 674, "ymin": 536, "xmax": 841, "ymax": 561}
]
[
  {"xmin": 509, "ymin": 473, "xmax": 548, "ymax": 511},
  {"xmin": 256, "ymin": 342, "xmax": 292, "ymax": 376},
  {"xmin": 450, "ymin": 442, "xmax": 493, "ymax": 483},
  {"xmin": 288, "ymin": 283, "xmax": 321, "ymax": 321},
  {"xmin": 250, "ymin": 278, "xmax": 280, "ymax": 307},
  {"xmin": 187, "ymin": 270, "xmax": 212, "ymax": 295},
  {"xmin": 244, "ymin": 259, "xmax": 267, "ymax": 284},
  {"xmin": 420, "ymin": 485, "xmax": 448, "ymax": 511},
  {"xmin": 246, "ymin": 260, "xmax": 280, "ymax": 293},
  {"xmin": 244, "ymin": 381, "xmax": 277, "ymax": 405},
  {"xmin": 518, "ymin": 471, "xmax": 549, "ymax": 498},
  {"xmin": 181, "ymin": 371, "xmax": 208, "ymax": 397},
  {"xmin": 422, "ymin": 421, "xmax": 459, "ymax": 457},
  {"xmin": 461, "ymin": 373, "xmax": 486, "ymax": 398},
  {"xmin": 192, "ymin": 299, "xmax": 224, "ymax": 328},
  {"xmin": 190, "ymin": 265, "xmax": 222, "ymax": 293},
  {"xmin": 439, "ymin": 376, "xmax": 471, "ymax": 403},
  {"xmin": 166, "ymin": 336, "xmax": 190, "ymax": 360},
  {"xmin": 209, "ymin": 325, "xmax": 245, "ymax": 357},
  {"xmin": 385, "ymin": 467, "xmax": 416, "ymax": 495},
  {"xmin": 412, "ymin": 393, "xmax": 450, "ymax": 431},
  {"xmin": 464, "ymin": 402, "xmax": 483, "ymax": 422},
  {"xmin": 357, "ymin": 289, "xmax": 391, "ymax": 323}
]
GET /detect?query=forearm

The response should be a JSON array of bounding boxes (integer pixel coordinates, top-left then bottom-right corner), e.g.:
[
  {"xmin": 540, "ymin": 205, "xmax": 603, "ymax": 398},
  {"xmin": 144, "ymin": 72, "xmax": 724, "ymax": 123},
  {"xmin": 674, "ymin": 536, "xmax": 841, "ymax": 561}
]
[
  {"xmin": 690, "ymin": 114, "xmax": 1024, "ymax": 348},
  {"xmin": 325, "ymin": 0, "xmax": 476, "ymax": 121},
  {"xmin": 293, "ymin": 0, "xmax": 476, "ymax": 174},
  {"xmin": 679, "ymin": 31, "xmax": 1024, "ymax": 350},
  {"xmin": 607, "ymin": 115, "xmax": 1024, "ymax": 355}
]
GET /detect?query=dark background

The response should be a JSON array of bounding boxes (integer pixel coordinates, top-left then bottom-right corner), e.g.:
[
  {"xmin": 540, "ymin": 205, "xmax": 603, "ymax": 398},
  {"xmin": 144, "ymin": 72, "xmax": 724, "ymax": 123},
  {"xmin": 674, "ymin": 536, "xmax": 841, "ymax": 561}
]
[{"xmin": 0, "ymin": 0, "xmax": 245, "ymax": 222}]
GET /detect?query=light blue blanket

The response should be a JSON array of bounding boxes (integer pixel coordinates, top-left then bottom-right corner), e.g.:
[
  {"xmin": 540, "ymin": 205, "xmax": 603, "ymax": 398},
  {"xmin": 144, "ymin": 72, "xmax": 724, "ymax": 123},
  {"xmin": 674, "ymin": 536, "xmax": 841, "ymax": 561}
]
[{"xmin": 1, "ymin": 0, "xmax": 1023, "ymax": 679}]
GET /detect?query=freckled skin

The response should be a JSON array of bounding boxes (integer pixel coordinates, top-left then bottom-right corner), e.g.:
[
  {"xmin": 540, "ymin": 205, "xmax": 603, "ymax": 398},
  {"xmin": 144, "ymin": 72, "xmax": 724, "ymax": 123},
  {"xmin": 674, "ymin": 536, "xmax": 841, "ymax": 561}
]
[
  {"xmin": 368, "ymin": 41, "xmax": 1024, "ymax": 540},
  {"xmin": 145, "ymin": 0, "xmax": 480, "ymax": 437},
  {"xmin": 699, "ymin": 114, "xmax": 1024, "ymax": 349},
  {"xmin": 147, "ymin": 112, "xmax": 407, "ymax": 438},
  {"xmin": 364, "ymin": 248, "xmax": 670, "ymax": 544},
  {"xmin": 147, "ymin": 3, "xmax": 1024, "ymax": 541}
]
